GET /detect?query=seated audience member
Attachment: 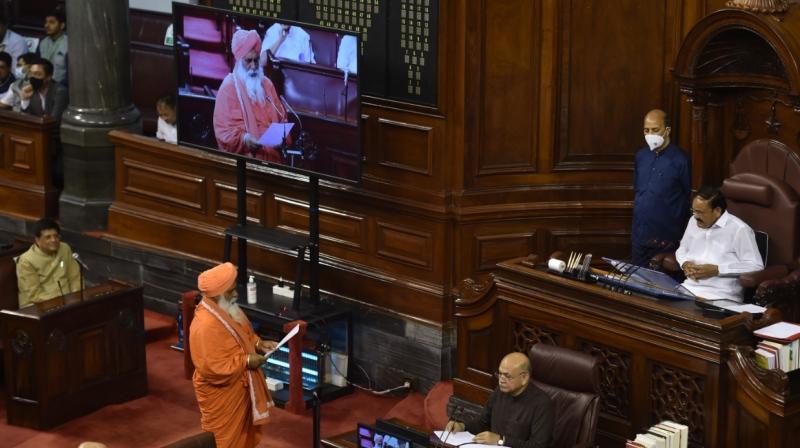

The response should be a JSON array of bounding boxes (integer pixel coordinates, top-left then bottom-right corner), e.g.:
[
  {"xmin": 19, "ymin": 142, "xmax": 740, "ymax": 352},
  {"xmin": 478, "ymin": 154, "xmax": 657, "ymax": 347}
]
[
  {"xmin": 445, "ymin": 352, "xmax": 554, "ymax": 447},
  {"xmin": 336, "ymin": 34, "xmax": 357, "ymax": 74},
  {"xmin": 20, "ymin": 58, "xmax": 68, "ymax": 119},
  {"xmin": 0, "ymin": 52, "xmax": 36, "ymax": 111},
  {"xmin": 190, "ymin": 262, "xmax": 279, "ymax": 448},
  {"xmin": 676, "ymin": 186, "xmax": 764, "ymax": 302},
  {"xmin": 0, "ymin": 51, "xmax": 15, "ymax": 94},
  {"xmin": 261, "ymin": 23, "xmax": 315, "ymax": 63},
  {"xmin": 0, "ymin": 16, "xmax": 27, "ymax": 64},
  {"xmin": 37, "ymin": 8, "xmax": 68, "ymax": 85},
  {"xmin": 214, "ymin": 29, "xmax": 287, "ymax": 161},
  {"xmin": 16, "ymin": 218, "xmax": 81, "ymax": 308},
  {"xmin": 156, "ymin": 92, "xmax": 177, "ymax": 144}
]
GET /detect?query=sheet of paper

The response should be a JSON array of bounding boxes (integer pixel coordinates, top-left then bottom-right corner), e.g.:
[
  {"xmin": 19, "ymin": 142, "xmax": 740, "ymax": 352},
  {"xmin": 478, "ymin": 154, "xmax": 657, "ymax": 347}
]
[
  {"xmin": 257, "ymin": 122, "xmax": 294, "ymax": 147},
  {"xmin": 432, "ymin": 431, "xmax": 496, "ymax": 447},
  {"xmin": 265, "ymin": 324, "xmax": 300, "ymax": 356},
  {"xmin": 754, "ymin": 321, "xmax": 800, "ymax": 340},
  {"xmin": 719, "ymin": 303, "xmax": 767, "ymax": 314}
]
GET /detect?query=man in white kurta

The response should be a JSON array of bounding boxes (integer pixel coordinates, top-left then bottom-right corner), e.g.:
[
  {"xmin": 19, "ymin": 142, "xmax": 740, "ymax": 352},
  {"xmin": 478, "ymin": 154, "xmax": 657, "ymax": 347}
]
[{"xmin": 675, "ymin": 186, "xmax": 764, "ymax": 302}]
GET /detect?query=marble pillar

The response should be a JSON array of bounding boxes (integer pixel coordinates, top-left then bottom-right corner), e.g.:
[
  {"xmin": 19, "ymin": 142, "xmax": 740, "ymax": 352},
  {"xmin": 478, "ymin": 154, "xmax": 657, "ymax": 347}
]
[{"xmin": 60, "ymin": 0, "xmax": 141, "ymax": 230}]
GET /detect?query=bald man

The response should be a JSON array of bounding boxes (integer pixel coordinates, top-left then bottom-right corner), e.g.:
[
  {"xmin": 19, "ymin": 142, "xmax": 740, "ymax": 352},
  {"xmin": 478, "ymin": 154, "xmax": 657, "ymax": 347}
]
[
  {"xmin": 632, "ymin": 109, "xmax": 691, "ymax": 266},
  {"xmin": 189, "ymin": 262, "xmax": 279, "ymax": 448},
  {"xmin": 446, "ymin": 352, "xmax": 554, "ymax": 447}
]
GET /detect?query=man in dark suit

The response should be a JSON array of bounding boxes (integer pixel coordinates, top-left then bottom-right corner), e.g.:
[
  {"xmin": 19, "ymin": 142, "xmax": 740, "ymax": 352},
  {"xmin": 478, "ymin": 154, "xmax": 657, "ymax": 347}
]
[{"xmin": 20, "ymin": 57, "xmax": 67, "ymax": 120}]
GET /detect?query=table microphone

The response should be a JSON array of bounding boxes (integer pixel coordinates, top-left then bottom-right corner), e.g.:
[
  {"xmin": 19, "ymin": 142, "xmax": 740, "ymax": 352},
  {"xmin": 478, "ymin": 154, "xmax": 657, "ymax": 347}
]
[
  {"xmin": 440, "ymin": 406, "xmax": 464, "ymax": 448},
  {"xmin": 72, "ymin": 252, "xmax": 90, "ymax": 271}
]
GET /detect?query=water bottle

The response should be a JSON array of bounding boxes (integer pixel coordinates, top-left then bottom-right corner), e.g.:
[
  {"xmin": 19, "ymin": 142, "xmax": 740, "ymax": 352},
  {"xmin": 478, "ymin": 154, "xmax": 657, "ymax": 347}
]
[{"xmin": 247, "ymin": 275, "xmax": 257, "ymax": 304}]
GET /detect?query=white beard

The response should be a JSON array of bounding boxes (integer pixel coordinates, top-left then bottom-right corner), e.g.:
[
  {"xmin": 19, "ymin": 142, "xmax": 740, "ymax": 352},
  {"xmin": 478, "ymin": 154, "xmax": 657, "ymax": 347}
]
[
  {"xmin": 217, "ymin": 295, "xmax": 246, "ymax": 324},
  {"xmin": 235, "ymin": 60, "xmax": 266, "ymax": 105}
]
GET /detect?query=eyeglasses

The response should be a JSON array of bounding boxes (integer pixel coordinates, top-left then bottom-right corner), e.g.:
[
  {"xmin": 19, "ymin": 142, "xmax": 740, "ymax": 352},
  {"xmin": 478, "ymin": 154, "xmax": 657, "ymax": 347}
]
[
  {"xmin": 689, "ymin": 208, "xmax": 710, "ymax": 216},
  {"xmin": 494, "ymin": 371, "xmax": 525, "ymax": 382},
  {"xmin": 244, "ymin": 56, "xmax": 260, "ymax": 64}
]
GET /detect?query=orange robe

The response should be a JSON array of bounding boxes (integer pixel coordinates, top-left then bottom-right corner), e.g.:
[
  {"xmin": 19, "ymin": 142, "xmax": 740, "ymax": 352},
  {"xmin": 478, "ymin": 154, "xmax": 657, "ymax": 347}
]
[
  {"xmin": 213, "ymin": 72, "xmax": 287, "ymax": 162},
  {"xmin": 190, "ymin": 298, "xmax": 273, "ymax": 448}
]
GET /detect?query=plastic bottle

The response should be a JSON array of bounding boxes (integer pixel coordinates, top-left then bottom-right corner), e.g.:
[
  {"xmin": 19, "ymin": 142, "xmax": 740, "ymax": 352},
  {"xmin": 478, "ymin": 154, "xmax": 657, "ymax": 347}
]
[{"xmin": 247, "ymin": 275, "xmax": 257, "ymax": 304}]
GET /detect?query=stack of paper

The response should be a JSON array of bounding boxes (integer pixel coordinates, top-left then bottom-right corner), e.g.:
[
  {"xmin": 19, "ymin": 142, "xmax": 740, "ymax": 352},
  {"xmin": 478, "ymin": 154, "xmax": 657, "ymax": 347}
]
[{"xmin": 432, "ymin": 431, "xmax": 496, "ymax": 448}]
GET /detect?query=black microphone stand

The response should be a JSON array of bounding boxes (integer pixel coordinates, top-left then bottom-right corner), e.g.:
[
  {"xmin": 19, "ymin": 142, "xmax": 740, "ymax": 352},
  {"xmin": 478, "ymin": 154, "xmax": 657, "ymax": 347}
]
[
  {"xmin": 312, "ymin": 389, "xmax": 321, "ymax": 448},
  {"xmin": 78, "ymin": 260, "xmax": 85, "ymax": 300}
]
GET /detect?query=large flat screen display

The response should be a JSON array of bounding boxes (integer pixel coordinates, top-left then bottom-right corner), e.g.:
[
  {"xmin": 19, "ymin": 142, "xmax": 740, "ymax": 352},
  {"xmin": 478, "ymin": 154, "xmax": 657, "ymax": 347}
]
[{"xmin": 173, "ymin": 3, "xmax": 361, "ymax": 182}]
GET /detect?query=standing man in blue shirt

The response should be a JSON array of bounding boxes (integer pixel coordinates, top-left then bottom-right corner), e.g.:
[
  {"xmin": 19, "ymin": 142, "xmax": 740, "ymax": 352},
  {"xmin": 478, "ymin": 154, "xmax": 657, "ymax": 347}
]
[{"xmin": 631, "ymin": 109, "xmax": 691, "ymax": 266}]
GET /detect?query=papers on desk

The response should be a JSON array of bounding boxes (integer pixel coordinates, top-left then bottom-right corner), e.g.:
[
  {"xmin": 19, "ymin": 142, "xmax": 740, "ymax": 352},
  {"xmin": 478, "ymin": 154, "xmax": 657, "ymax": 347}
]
[
  {"xmin": 717, "ymin": 303, "xmax": 767, "ymax": 314},
  {"xmin": 432, "ymin": 431, "xmax": 496, "ymax": 447},
  {"xmin": 258, "ymin": 122, "xmax": 294, "ymax": 147},
  {"xmin": 754, "ymin": 321, "xmax": 800, "ymax": 343}
]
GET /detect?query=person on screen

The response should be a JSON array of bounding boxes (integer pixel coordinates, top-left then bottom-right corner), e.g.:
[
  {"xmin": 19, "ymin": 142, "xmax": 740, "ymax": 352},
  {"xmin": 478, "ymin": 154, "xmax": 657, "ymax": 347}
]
[
  {"xmin": 631, "ymin": 109, "xmax": 691, "ymax": 266},
  {"xmin": 261, "ymin": 23, "xmax": 315, "ymax": 64},
  {"xmin": 675, "ymin": 186, "xmax": 763, "ymax": 302},
  {"xmin": 213, "ymin": 29, "xmax": 287, "ymax": 162},
  {"xmin": 16, "ymin": 218, "xmax": 80, "ymax": 308},
  {"xmin": 156, "ymin": 92, "xmax": 177, "ymax": 144},
  {"xmin": 445, "ymin": 352, "xmax": 554, "ymax": 447},
  {"xmin": 190, "ymin": 262, "xmax": 279, "ymax": 448},
  {"xmin": 336, "ymin": 34, "xmax": 357, "ymax": 74}
]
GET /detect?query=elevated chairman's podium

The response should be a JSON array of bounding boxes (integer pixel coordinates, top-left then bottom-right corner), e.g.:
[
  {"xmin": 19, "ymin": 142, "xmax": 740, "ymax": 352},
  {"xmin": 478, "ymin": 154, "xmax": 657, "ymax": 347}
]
[
  {"xmin": 452, "ymin": 257, "xmax": 758, "ymax": 448},
  {"xmin": 0, "ymin": 281, "xmax": 147, "ymax": 429}
]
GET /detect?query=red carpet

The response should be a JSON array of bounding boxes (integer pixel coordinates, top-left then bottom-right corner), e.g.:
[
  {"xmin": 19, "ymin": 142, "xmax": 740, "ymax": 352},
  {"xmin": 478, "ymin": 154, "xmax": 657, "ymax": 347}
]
[{"xmin": 0, "ymin": 311, "xmax": 429, "ymax": 447}]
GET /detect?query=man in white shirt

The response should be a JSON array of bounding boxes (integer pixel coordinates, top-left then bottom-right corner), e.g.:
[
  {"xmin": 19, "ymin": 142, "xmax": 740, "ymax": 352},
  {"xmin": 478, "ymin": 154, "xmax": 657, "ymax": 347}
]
[
  {"xmin": 336, "ymin": 35, "xmax": 358, "ymax": 74},
  {"xmin": 155, "ymin": 92, "xmax": 177, "ymax": 144},
  {"xmin": 675, "ymin": 186, "xmax": 764, "ymax": 301},
  {"xmin": 260, "ymin": 23, "xmax": 315, "ymax": 64}
]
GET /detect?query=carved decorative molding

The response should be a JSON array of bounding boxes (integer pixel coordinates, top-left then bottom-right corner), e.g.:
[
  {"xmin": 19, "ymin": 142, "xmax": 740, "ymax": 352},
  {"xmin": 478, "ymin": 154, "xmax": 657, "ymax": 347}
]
[
  {"xmin": 453, "ymin": 275, "xmax": 495, "ymax": 306},
  {"xmin": 11, "ymin": 329, "xmax": 32, "ymax": 356},
  {"xmin": 581, "ymin": 341, "xmax": 632, "ymax": 420},
  {"xmin": 726, "ymin": 0, "xmax": 790, "ymax": 14},
  {"xmin": 734, "ymin": 345, "xmax": 790, "ymax": 395},
  {"xmin": 512, "ymin": 321, "xmax": 559, "ymax": 353},
  {"xmin": 651, "ymin": 363, "xmax": 705, "ymax": 446},
  {"xmin": 47, "ymin": 329, "xmax": 66, "ymax": 352}
]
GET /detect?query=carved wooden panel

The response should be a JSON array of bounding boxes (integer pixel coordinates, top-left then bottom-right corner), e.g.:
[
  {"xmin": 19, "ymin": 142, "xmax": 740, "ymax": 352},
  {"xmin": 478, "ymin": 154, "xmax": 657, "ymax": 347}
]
[
  {"xmin": 375, "ymin": 221, "xmax": 433, "ymax": 269},
  {"xmin": 474, "ymin": 232, "xmax": 537, "ymax": 271},
  {"xmin": 213, "ymin": 181, "xmax": 264, "ymax": 225},
  {"xmin": 581, "ymin": 340, "xmax": 632, "ymax": 420},
  {"xmin": 466, "ymin": 326, "xmax": 493, "ymax": 376},
  {"xmin": 10, "ymin": 136, "xmax": 35, "ymax": 173},
  {"xmin": 274, "ymin": 194, "xmax": 367, "ymax": 251},
  {"xmin": 469, "ymin": 0, "xmax": 539, "ymax": 177},
  {"xmin": 376, "ymin": 118, "xmax": 434, "ymax": 175},
  {"xmin": 10, "ymin": 329, "xmax": 35, "ymax": 401},
  {"xmin": 651, "ymin": 363, "xmax": 705, "ymax": 447},
  {"xmin": 121, "ymin": 158, "xmax": 206, "ymax": 212},
  {"xmin": 554, "ymin": 0, "xmax": 676, "ymax": 170},
  {"xmin": 511, "ymin": 320, "xmax": 560, "ymax": 354},
  {"xmin": 46, "ymin": 329, "xmax": 67, "ymax": 398},
  {"xmin": 547, "ymin": 229, "xmax": 631, "ymax": 260},
  {"xmin": 78, "ymin": 327, "xmax": 107, "ymax": 385}
]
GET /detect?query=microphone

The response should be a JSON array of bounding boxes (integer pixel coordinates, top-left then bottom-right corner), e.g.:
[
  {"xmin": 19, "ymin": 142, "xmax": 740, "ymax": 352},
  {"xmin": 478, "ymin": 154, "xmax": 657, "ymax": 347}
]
[
  {"xmin": 72, "ymin": 252, "xmax": 90, "ymax": 271},
  {"xmin": 279, "ymin": 95, "xmax": 303, "ymax": 132},
  {"xmin": 440, "ymin": 406, "xmax": 464, "ymax": 448},
  {"xmin": 57, "ymin": 279, "xmax": 65, "ymax": 298}
]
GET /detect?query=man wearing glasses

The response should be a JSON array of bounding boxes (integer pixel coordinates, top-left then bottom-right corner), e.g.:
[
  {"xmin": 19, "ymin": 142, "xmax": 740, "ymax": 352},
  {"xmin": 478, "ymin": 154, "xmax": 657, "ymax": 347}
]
[
  {"xmin": 445, "ymin": 352, "xmax": 554, "ymax": 447},
  {"xmin": 16, "ymin": 218, "xmax": 80, "ymax": 308},
  {"xmin": 675, "ymin": 186, "xmax": 763, "ymax": 302}
]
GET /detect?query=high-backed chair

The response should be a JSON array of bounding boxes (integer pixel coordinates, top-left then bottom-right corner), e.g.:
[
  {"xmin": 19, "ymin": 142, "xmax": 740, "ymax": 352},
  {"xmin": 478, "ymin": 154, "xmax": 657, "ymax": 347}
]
[
  {"xmin": 651, "ymin": 139, "xmax": 800, "ymax": 313},
  {"xmin": 528, "ymin": 343, "xmax": 600, "ymax": 448}
]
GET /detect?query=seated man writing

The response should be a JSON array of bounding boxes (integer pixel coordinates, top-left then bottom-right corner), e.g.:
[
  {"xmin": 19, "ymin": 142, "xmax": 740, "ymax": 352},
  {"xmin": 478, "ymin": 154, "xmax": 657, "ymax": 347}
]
[
  {"xmin": 445, "ymin": 352, "xmax": 554, "ymax": 447},
  {"xmin": 676, "ymin": 186, "xmax": 764, "ymax": 302},
  {"xmin": 16, "ymin": 218, "xmax": 80, "ymax": 308}
]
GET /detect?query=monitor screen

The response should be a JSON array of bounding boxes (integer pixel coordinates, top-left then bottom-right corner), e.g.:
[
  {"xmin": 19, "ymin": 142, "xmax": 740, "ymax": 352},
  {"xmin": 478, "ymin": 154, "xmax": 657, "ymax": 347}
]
[
  {"xmin": 357, "ymin": 423, "xmax": 413, "ymax": 448},
  {"xmin": 173, "ymin": 3, "xmax": 362, "ymax": 183}
]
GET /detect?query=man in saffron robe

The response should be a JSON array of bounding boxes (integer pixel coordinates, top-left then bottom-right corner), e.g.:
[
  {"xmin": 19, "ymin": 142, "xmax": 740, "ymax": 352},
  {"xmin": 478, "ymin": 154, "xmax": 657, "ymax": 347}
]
[
  {"xmin": 190, "ymin": 262, "xmax": 278, "ymax": 448},
  {"xmin": 213, "ymin": 29, "xmax": 288, "ymax": 162}
]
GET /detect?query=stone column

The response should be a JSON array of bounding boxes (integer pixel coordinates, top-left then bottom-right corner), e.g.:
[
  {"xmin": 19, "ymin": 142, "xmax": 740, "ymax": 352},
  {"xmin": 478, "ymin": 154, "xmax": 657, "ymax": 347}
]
[{"xmin": 60, "ymin": 0, "xmax": 141, "ymax": 230}]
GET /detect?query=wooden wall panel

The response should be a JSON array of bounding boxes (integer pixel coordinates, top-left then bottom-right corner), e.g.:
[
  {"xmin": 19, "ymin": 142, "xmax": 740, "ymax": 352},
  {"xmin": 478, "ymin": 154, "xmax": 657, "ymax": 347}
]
[
  {"xmin": 10, "ymin": 137, "xmax": 36, "ymax": 173},
  {"xmin": 376, "ymin": 221, "xmax": 434, "ymax": 270},
  {"xmin": 376, "ymin": 118, "xmax": 434, "ymax": 175},
  {"xmin": 121, "ymin": 158, "xmax": 206, "ymax": 212},
  {"xmin": 214, "ymin": 181, "xmax": 264, "ymax": 225}
]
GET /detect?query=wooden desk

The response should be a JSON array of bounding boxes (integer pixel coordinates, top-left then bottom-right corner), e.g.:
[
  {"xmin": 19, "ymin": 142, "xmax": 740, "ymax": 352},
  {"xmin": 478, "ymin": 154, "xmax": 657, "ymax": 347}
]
[
  {"xmin": 322, "ymin": 419, "xmax": 430, "ymax": 448},
  {"xmin": 0, "ymin": 110, "xmax": 59, "ymax": 219},
  {"xmin": 452, "ymin": 258, "xmax": 757, "ymax": 448},
  {"xmin": 0, "ymin": 281, "xmax": 147, "ymax": 429}
]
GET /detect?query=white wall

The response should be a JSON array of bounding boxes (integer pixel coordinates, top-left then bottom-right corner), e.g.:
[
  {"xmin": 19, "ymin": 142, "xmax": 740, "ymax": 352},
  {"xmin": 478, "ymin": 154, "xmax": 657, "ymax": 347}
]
[{"xmin": 129, "ymin": 0, "xmax": 198, "ymax": 14}]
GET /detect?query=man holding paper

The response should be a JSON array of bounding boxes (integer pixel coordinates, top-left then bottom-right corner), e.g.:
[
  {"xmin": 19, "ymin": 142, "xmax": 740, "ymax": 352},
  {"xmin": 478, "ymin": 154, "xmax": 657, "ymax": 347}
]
[
  {"xmin": 444, "ymin": 352, "xmax": 554, "ymax": 447},
  {"xmin": 190, "ymin": 262, "xmax": 279, "ymax": 448},
  {"xmin": 213, "ymin": 29, "xmax": 289, "ymax": 162}
]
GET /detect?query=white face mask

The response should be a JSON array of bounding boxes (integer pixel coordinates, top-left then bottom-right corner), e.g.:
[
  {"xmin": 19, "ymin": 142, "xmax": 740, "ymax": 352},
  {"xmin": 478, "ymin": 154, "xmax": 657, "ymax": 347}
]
[
  {"xmin": 13, "ymin": 67, "xmax": 24, "ymax": 79},
  {"xmin": 645, "ymin": 133, "xmax": 665, "ymax": 151}
]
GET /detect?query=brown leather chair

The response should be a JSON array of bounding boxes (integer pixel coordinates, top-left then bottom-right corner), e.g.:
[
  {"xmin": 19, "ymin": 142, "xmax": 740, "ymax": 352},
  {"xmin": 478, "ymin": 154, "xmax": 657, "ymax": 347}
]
[
  {"xmin": 652, "ymin": 139, "xmax": 800, "ymax": 310},
  {"xmin": 528, "ymin": 343, "xmax": 600, "ymax": 448}
]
